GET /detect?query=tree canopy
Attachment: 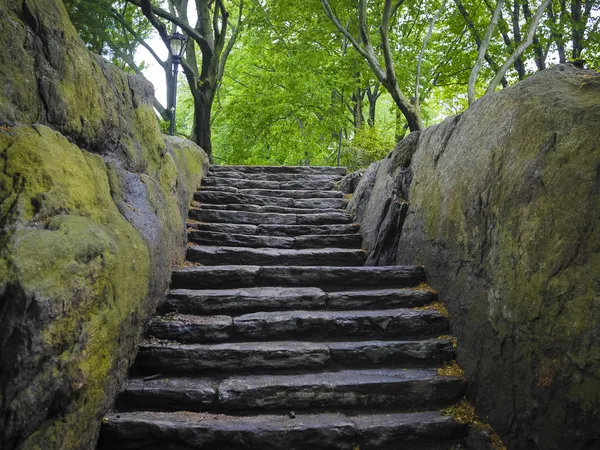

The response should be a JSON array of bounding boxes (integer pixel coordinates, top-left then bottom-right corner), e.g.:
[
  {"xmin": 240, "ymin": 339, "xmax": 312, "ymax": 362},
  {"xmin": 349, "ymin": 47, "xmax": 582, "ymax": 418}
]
[{"xmin": 65, "ymin": 0, "xmax": 600, "ymax": 168}]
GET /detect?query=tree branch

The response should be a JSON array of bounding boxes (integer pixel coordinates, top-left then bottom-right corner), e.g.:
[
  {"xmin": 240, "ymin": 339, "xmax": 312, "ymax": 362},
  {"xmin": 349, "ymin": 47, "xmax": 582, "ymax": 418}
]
[
  {"xmin": 128, "ymin": 0, "xmax": 214, "ymax": 57},
  {"xmin": 486, "ymin": 0, "xmax": 551, "ymax": 94},
  {"xmin": 218, "ymin": 0, "xmax": 244, "ymax": 80},
  {"xmin": 468, "ymin": 0, "xmax": 503, "ymax": 105},
  {"xmin": 320, "ymin": 0, "xmax": 383, "ymax": 76},
  {"xmin": 415, "ymin": 0, "xmax": 446, "ymax": 102}
]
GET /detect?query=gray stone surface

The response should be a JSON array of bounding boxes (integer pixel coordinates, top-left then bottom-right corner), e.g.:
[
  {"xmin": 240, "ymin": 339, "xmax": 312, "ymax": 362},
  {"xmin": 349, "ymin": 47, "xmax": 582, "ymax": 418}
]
[
  {"xmin": 257, "ymin": 265, "xmax": 426, "ymax": 289},
  {"xmin": 217, "ymin": 368, "xmax": 464, "ymax": 410},
  {"xmin": 190, "ymin": 209, "xmax": 297, "ymax": 225},
  {"xmin": 187, "ymin": 230, "xmax": 296, "ymax": 249},
  {"xmin": 200, "ymin": 204, "xmax": 343, "ymax": 215},
  {"xmin": 187, "ymin": 246, "xmax": 366, "ymax": 266},
  {"xmin": 326, "ymin": 288, "xmax": 436, "ymax": 309},
  {"xmin": 171, "ymin": 266, "xmax": 260, "ymax": 289},
  {"xmin": 99, "ymin": 411, "xmax": 357, "ymax": 450},
  {"xmin": 241, "ymin": 189, "xmax": 343, "ymax": 199},
  {"xmin": 232, "ymin": 309, "xmax": 448, "ymax": 341},
  {"xmin": 135, "ymin": 341, "xmax": 331, "ymax": 374},
  {"xmin": 348, "ymin": 65, "xmax": 600, "ymax": 448},
  {"xmin": 338, "ymin": 170, "xmax": 363, "ymax": 194},
  {"xmin": 328, "ymin": 339, "xmax": 455, "ymax": 367},
  {"xmin": 99, "ymin": 410, "xmax": 466, "ymax": 450},
  {"xmin": 148, "ymin": 314, "xmax": 233, "ymax": 343},
  {"xmin": 116, "ymin": 377, "xmax": 218, "ymax": 412},
  {"xmin": 162, "ymin": 287, "xmax": 328, "ymax": 315},
  {"xmin": 256, "ymin": 224, "xmax": 359, "ymax": 236}
]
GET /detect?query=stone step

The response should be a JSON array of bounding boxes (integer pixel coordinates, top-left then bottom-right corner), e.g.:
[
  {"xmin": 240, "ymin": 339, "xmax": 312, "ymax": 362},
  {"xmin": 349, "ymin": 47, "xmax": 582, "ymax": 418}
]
[
  {"xmin": 197, "ymin": 204, "xmax": 344, "ymax": 215},
  {"xmin": 115, "ymin": 368, "xmax": 464, "ymax": 413},
  {"xmin": 186, "ymin": 246, "xmax": 366, "ymax": 266},
  {"xmin": 209, "ymin": 165, "xmax": 347, "ymax": 175},
  {"xmin": 202, "ymin": 177, "xmax": 335, "ymax": 191},
  {"xmin": 189, "ymin": 209, "xmax": 352, "ymax": 225},
  {"xmin": 99, "ymin": 410, "xmax": 467, "ymax": 450},
  {"xmin": 194, "ymin": 191, "xmax": 348, "ymax": 209},
  {"xmin": 208, "ymin": 171, "xmax": 342, "ymax": 182},
  {"xmin": 171, "ymin": 265, "xmax": 426, "ymax": 290},
  {"xmin": 161, "ymin": 287, "xmax": 436, "ymax": 315},
  {"xmin": 187, "ymin": 223, "xmax": 361, "ymax": 237},
  {"xmin": 147, "ymin": 309, "xmax": 447, "ymax": 343},
  {"xmin": 134, "ymin": 339, "xmax": 455, "ymax": 375},
  {"xmin": 187, "ymin": 230, "xmax": 362, "ymax": 249},
  {"xmin": 239, "ymin": 189, "xmax": 344, "ymax": 199}
]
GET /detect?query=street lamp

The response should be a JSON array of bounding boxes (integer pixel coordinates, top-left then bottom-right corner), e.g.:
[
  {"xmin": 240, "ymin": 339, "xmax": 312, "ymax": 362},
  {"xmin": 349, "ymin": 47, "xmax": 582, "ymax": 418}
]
[{"xmin": 168, "ymin": 32, "xmax": 188, "ymax": 136}]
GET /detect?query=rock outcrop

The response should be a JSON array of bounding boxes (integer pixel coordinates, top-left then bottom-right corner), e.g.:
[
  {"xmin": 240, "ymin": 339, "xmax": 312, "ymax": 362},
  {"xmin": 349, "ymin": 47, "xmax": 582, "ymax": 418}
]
[
  {"xmin": 0, "ymin": 1, "xmax": 208, "ymax": 448},
  {"xmin": 350, "ymin": 64, "xmax": 600, "ymax": 449}
]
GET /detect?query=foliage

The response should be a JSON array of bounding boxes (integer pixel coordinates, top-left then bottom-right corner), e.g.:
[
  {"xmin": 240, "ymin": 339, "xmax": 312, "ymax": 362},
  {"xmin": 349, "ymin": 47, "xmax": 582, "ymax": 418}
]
[
  {"xmin": 64, "ymin": 0, "xmax": 152, "ymax": 70},
  {"xmin": 65, "ymin": 0, "xmax": 600, "ymax": 168}
]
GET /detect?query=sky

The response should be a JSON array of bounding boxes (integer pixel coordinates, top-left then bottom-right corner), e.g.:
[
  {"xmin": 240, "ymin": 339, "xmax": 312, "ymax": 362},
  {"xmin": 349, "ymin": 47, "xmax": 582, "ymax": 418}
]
[{"xmin": 135, "ymin": 36, "xmax": 169, "ymax": 107}]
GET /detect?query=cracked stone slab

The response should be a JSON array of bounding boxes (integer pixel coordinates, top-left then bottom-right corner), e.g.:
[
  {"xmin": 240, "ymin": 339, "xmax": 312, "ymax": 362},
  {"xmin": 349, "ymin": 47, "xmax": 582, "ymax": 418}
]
[
  {"xmin": 325, "ymin": 288, "xmax": 437, "ymax": 310},
  {"xmin": 186, "ymin": 246, "xmax": 366, "ymax": 266},
  {"xmin": 162, "ymin": 287, "xmax": 327, "ymax": 315},
  {"xmin": 171, "ymin": 266, "xmax": 260, "ymax": 289},
  {"xmin": 148, "ymin": 314, "xmax": 233, "ymax": 343},
  {"xmin": 99, "ymin": 410, "xmax": 466, "ymax": 450},
  {"xmin": 116, "ymin": 376, "xmax": 218, "ymax": 412},
  {"xmin": 257, "ymin": 266, "xmax": 426, "ymax": 289},
  {"xmin": 232, "ymin": 309, "xmax": 448, "ymax": 341},
  {"xmin": 135, "ymin": 341, "xmax": 331, "ymax": 375},
  {"xmin": 217, "ymin": 368, "xmax": 465, "ymax": 410}
]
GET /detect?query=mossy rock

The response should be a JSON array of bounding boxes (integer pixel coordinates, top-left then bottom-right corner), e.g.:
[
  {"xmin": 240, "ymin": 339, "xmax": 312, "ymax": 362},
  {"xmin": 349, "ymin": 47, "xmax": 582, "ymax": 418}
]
[{"xmin": 352, "ymin": 65, "xmax": 600, "ymax": 449}]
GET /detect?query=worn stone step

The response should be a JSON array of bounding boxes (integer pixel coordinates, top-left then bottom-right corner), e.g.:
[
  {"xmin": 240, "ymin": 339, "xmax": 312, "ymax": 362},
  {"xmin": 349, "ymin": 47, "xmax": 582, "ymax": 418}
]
[
  {"xmin": 147, "ymin": 309, "xmax": 447, "ymax": 343},
  {"xmin": 99, "ymin": 410, "xmax": 466, "ymax": 450},
  {"xmin": 208, "ymin": 171, "xmax": 342, "ymax": 182},
  {"xmin": 194, "ymin": 191, "xmax": 348, "ymax": 209},
  {"xmin": 161, "ymin": 287, "xmax": 435, "ymax": 315},
  {"xmin": 197, "ymin": 204, "xmax": 344, "ymax": 215},
  {"xmin": 257, "ymin": 224, "xmax": 360, "ymax": 236},
  {"xmin": 115, "ymin": 368, "xmax": 464, "ymax": 413},
  {"xmin": 134, "ymin": 339, "xmax": 455, "ymax": 375},
  {"xmin": 202, "ymin": 177, "xmax": 335, "ymax": 191},
  {"xmin": 186, "ymin": 246, "xmax": 366, "ymax": 267},
  {"xmin": 187, "ymin": 230, "xmax": 362, "ymax": 249},
  {"xmin": 171, "ymin": 265, "xmax": 426, "ymax": 290},
  {"xmin": 187, "ymin": 223, "xmax": 360, "ymax": 237},
  {"xmin": 189, "ymin": 209, "xmax": 352, "ymax": 225},
  {"xmin": 209, "ymin": 165, "xmax": 347, "ymax": 175},
  {"xmin": 240, "ymin": 189, "xmax": 343, "ymax": 199}
]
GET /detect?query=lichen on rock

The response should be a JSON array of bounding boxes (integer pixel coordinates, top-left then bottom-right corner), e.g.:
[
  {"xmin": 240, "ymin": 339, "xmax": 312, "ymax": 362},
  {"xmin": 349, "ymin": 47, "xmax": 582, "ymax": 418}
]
[
  {"xmin": 350, "ymin": 64, "xmax": 600, "ymax": 449},
  {"xmin": 0, "ymin": 0, "xmax": 209, "ymax": 448}
]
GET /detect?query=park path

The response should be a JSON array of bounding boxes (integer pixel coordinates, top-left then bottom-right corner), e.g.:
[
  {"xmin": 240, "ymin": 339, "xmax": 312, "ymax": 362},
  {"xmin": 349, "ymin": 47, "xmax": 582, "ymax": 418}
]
[{"xmin": 98, "ymin": 165, "xmax": 466, "ymax": 449}]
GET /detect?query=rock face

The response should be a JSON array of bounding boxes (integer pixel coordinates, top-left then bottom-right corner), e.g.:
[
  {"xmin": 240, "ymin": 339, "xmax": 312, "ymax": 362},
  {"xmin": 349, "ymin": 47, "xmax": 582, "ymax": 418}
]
[
  {"xmin": 0, "ymin": 1, "xmax": 208, "ymax": 449},
  {"xmin": 350, "ymin": 64, "xmax": 600, "ymax": 449}
]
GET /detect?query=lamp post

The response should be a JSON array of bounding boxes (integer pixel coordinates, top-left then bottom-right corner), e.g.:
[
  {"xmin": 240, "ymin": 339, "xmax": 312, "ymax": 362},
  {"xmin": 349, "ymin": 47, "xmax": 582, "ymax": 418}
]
[{"xmin": 168, "ymin": 32, "xmax": 188, "ymax": 136}]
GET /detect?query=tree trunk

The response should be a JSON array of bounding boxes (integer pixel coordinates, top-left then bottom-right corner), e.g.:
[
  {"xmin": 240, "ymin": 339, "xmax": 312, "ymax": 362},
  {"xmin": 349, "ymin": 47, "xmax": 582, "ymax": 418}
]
[
  {"xmin": 368, "ymin": 97, "xmax": 377, "ymax": 127},
  {"xmin": 191, "ymin": 84, "xmax": 215, "ymax": 162},
  {"xmin": 351, "ymin": 87, "xmax": 365, "ymax": 130},
  {"xmin": 572, "ymin": 0, "xmax": 583, "ymax": 58}
]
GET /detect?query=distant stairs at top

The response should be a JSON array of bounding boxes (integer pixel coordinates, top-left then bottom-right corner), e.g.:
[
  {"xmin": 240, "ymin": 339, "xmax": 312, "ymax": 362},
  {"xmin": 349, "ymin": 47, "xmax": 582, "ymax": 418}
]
[{"xmin": 98, "ymin": 165, "xmax": 467, "ymax": 450}]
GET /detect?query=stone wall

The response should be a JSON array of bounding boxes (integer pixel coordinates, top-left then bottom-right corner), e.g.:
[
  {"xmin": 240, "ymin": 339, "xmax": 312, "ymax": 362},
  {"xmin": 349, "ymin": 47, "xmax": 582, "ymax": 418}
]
[
  {"xmin": 350, "ymin": 65, "xmax": 600, "ymax": 449},
  {"xmin": 0, "ymin": 0, "xmax": 208, "ymax": 448}
]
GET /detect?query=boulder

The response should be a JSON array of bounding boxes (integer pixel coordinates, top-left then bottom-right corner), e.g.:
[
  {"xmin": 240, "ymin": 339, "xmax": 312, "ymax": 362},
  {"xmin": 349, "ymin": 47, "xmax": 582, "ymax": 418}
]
[
  {"xmin": 350, "ymin": 64, "xmax": 600, "ymax": 449},
  {"xmin": 0, "ymin": 1, "xmax": 208, "ymax": 449},
  {"xmin": 337, "ymin": 170, "xmax": 363, "ymax": 194}
]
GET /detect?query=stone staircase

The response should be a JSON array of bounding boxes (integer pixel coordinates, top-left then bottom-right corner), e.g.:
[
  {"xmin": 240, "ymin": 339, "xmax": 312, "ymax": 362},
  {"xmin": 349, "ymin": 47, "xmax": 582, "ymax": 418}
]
[{"xmin": 98, "ymin": 165, "xmax": 467, "ymax": 449}]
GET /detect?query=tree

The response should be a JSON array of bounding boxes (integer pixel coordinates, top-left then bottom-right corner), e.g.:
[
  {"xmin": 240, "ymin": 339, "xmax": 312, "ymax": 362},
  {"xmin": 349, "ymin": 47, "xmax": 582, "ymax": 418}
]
[
  {"xmin": 126, "ymin": 0, "xmax": 247, "ymax": 161},
  {"xmin": 321, "ymin": 0, "xmax": 425, "ymax": 132}
]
